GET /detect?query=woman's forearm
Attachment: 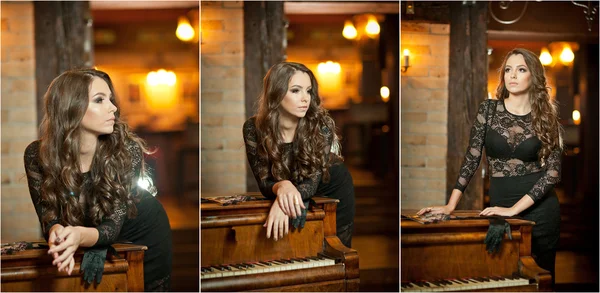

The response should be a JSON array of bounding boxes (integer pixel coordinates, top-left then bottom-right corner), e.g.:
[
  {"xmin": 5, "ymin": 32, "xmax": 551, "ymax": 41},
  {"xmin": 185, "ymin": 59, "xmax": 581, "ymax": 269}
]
[
  {"xmin": 74, "ymin": 226, "xmax": 99, "ymax": 247},
  {"xmin": 510, "ymin": 195, "xmax": 535, "ymax": 215},
  {"xmin": 447, "ymin": 189, "xmax": 463, "ymax": 210}
]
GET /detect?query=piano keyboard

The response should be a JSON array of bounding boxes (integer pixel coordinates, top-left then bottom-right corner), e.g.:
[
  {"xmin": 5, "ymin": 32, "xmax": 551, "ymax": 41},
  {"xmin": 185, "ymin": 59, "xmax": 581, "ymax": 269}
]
[
  {"xmin": 401, "ymin": 275, "xmax": 530, "ymax": 292},
  {"xmin": 201, "ymin": 256, "xmax": 336, "ymax": 279}
]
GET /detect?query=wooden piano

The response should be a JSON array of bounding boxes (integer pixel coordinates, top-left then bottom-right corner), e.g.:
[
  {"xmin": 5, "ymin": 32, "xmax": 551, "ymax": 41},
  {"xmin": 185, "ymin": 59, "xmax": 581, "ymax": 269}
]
[
  {"xmin": 201, "ymin": 193, "xmax": 359, "ymax": 291},
  {"xmin": 401, "ymin": 210, "xmax": 552, "ymax": 292},
  {"xmin": 1, "ymin": 242, "xmax": 146, "ymax": 292}
]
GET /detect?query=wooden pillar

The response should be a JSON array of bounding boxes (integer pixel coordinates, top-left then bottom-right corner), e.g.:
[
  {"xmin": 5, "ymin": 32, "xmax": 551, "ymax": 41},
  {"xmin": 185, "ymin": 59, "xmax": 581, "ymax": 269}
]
[
  {"xmin": 34, "ymin": 1, "xmax": 93, "ymax": 125},
  {"xmin": 446, "ymin": 1, "xmax": 488, "ymax": 210},
  {"xmin": 243, "ymin": 1, "xmax": 285, "ymax": 192}
]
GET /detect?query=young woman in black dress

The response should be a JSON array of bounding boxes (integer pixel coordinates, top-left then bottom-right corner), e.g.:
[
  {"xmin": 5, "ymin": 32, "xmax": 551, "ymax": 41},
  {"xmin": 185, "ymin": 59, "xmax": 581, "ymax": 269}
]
[
  {"xmin": 418, "ymin": 48, "xmax": 562, "ymax": 287},
  {"xmin": 24, "ymin": 68, "xmax": 172, "ymax": 291},
  {"xmin": 243, "ymin": 62, "xmax": 355, "ymax": 247}
]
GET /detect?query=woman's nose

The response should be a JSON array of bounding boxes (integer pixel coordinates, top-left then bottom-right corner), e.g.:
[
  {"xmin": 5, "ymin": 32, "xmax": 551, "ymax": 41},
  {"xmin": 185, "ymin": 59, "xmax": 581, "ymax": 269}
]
[{"xmin": 109, "ymin": 102, "xmax": 117, "ymax": 113}]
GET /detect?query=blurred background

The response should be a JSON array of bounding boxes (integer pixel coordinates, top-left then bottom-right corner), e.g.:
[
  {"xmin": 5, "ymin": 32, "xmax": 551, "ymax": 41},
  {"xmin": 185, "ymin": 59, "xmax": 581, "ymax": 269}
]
[
  {"xmin": 400, "ymin": 1, "xmax": 598, "ymax": 291},
  {"xmin": 1, "ymin": 1, "xmax": 199, "ymax": 291},
  {"xmin": 200, "ymin": 1, "xmax": 399, "ymax": 291}
]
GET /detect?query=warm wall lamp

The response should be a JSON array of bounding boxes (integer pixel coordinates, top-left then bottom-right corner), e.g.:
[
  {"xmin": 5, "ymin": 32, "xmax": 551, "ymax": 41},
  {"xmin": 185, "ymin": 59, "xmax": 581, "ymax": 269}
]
[
  {"xmin": 402, "ymin": 49, "xmax": 410, "ymax": 72},
  {"xmin": 342, "ymin": 14, "xmax": 383, "ymax": 41}
]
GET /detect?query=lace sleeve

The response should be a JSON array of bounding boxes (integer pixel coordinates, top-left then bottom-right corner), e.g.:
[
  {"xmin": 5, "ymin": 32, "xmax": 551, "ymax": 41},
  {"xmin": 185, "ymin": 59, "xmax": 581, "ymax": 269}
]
[
  {"xmin": 527, "ymin": 145, "xmax": 562, "ymax": 201},
  {"xmin": 243, "ymin": 118, "xmax": 278, "ymax": 199},
  {"xmin": 295, "ymin": 125, "xmax": 334, "ymax": 200},
  {"xmin": 454, "ymin": 100, "xmax": 491, "ymax": 192},
  {"xmin": 24, "ymin": 140, "xmax": 59, "ymax": 241},
  {"xmin": 94, "ymin": 141, "xmax": 143, "ymax": 247},
  {"xmin": 93, "ymin": 201, "xmax": 127, "ymax": 247}
]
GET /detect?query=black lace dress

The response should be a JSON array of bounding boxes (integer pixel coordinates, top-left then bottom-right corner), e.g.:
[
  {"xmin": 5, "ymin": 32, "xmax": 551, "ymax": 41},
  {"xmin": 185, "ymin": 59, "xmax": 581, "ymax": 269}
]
[
  {"xmin": 24, "ymin": 140, "xmax": 172, "ymax": 291},
  {"xmin": 243, "ymin": 117, "xmax": 355, "ymax": 247},
  {"xmin": 455, "ymin": 99, "xmax": 561, "ymax": 286}
]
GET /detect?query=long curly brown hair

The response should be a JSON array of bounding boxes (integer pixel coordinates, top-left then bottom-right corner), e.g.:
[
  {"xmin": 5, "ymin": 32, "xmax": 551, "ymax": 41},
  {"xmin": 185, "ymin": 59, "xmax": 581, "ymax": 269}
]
[
  {"xmin": 495, "ymin": 48, "xmax": 563, "ymax": 165},
  {"xmin": 36, "ymin": 68, "xmax": 149, "ymax": 231},
  {"xmin": 255, "ymin": 62, "xmax": 342, "ymax": 184}
]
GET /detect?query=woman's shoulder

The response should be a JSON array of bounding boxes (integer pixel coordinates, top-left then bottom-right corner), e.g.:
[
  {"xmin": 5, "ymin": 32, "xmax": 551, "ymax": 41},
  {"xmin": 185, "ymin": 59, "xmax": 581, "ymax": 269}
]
[
  {"xmin": 243, "ymin": 117, "xmax": 257, "ymax": 129},
  {"xmin": 24, "ymin": 140, "xmax": 41, "ymax": 159},
  {"xmin": 243, "ymin": 117, "xmax": 258, "ymax": 137}
]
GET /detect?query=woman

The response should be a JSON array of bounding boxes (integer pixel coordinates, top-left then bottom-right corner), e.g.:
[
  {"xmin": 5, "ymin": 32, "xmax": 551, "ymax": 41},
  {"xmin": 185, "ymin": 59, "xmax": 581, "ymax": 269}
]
[
  {"xmin": 243, "ymin": 62, "xmax": 355, "ymax": 248},
  {"xmin": 418, "ymin": 48, "xmax": 562, "ymax": 286},
  {"xmin": 24, "ymin": 68, "xmax": 172, "ymax": 291}
]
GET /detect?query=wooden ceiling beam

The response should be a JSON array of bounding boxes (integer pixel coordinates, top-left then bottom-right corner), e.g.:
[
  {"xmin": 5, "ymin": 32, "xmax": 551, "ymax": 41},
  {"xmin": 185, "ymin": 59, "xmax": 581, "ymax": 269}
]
[{"xmin": 284, "ymin": 2, "xmax": 399, "ymax": 15}]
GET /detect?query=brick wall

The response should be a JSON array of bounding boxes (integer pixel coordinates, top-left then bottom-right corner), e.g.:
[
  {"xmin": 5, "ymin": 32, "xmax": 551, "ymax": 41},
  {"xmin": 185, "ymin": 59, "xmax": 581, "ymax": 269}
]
[
  {"xmin": 400, "ymin": 22, "xmax": 450, "ymax": 209},
  {"xmin": 200, "ymin": 1, "xmax": 246, "ymax": 195},
  {"xmin": 1, "ymin": 1, "xmax": 42, "ymax": 242}
]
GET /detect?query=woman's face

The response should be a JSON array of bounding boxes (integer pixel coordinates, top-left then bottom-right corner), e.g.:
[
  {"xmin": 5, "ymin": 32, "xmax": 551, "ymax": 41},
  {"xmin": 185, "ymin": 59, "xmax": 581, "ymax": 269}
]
[
  {"xmin": 503, "ymin": 54, "xmax": 532, "ymax": 96},
  {"xmin": 80, "ymin": 77, "xmax": 117, "ymax": 136},
  {"xmin": 278, "ymin": 71, "xmax": 312, "ymax": 120}
]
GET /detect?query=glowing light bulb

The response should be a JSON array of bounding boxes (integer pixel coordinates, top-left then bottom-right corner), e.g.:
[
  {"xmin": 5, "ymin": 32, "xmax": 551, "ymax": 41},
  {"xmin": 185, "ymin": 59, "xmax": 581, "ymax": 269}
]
[
  {"xmin": 365, "ymin": 18, "xmax": 380, "ymax": 37},
  {"xmin": 380, "ymin": 86, "xmax": 390, "ymax": 103},
  {"xmin": 146, "ymin": 69, "xmax": 177, "ymax": 86},
  {"xmin": 572, "ymin": 110, "xmax": 581, "ymax": 125},
  {"xmin": 342, "ymin": 20, "xmax": 357, "ymax": 40},
  {"xmin": 176, "ymin": 16, "xmax": 195, "ymax": 42},
  {"xmin": 539, "ymin": 47, "xmax": 553, "ymax": 66},
  {"xmin": 560, "ymin": 46, "xmax": 574, "ymax": 64}
]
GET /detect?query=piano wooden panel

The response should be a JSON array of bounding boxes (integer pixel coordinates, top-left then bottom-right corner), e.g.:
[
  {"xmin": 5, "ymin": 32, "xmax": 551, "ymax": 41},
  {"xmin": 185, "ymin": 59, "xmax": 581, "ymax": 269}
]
[
  {"xmin": 401, "ymin": 210, "xmax": 552, "ymax": 292},
  {"xmin": 201, "ymin": 193, "xmax": 359, "ymax": 292},
  {"xmin": 1, "ymin": 243, "xmax": 146, "ymax": 292}
]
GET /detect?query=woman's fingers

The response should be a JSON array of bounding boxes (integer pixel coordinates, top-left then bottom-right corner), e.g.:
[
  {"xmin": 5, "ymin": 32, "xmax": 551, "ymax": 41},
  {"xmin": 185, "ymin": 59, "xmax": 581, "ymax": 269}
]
[
  {"xmin": 294, "ymin": 196, "xmax": 302, "ymax": 218},
  {"xmin": 279, "ymin": 196, "xmax": 289, "ymax": 216},
  {"xmin": 278, "ymin": 219, "xmax": 284, "ymax": 240},
  {"xmin": 285, "ymin": 216, "xmax": 289, "ymax": 235},
  {"xmin": 58, "ymin": 254, "xmax": 72, "ymax": 272},
  {"xmin": 68, "ymin": 257, "xmax": 75, "ymax": 275},
  {"xmin": 265, "ymin": 217, "xmax": 273, "ymax": 239},
  {"xmin": 52, "ymin": 248, "xmax": 74, "ymax": 266},
  {"xmin": 287, "ymin": 194, "xmax": 297, "ymax": 219},
  {"xmin": 56, "ymin": 227, "xmax": 72, "ymax": 245}
]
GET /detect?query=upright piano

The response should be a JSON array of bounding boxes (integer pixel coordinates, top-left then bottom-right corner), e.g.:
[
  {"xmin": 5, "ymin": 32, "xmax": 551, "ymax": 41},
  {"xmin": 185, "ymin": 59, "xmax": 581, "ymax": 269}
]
[
  {"xmin": 1, "ymin": 242, "xmax": 146, "ymax": 292},
  {"xmin": 401, "ymin": 210, "xmax": 552, "ymax": 292},
  {"xmin": 201, "ymin": 193, "xmax": 359, "ymax": 291}
]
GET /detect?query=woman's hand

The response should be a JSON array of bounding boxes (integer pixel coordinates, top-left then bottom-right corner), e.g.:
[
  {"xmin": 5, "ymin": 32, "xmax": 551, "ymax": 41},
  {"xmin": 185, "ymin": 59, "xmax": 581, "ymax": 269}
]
[
  {"xmin": 48, "ymin": 226, "xmax": 82, "ymax": 275},
  {"xmin": 417, "ymin": 205, "xmax": 454, "ymax": 216},
  {"xmin": 273, "ymin": 180, "xmax": 305, "ymax": 219},
  {"xmin": 479, "ymin": 206, "xmax": 516, "ymax": 217},
  {"xmin": 263, "ymin": 200, "xmax": 289, "ymax": 241}
]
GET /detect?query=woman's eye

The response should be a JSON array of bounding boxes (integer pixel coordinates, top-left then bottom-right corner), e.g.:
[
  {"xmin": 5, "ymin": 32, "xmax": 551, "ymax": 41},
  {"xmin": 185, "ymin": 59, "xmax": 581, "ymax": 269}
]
[
  {"xmin": 504, "ymin": 68, "xmax": 510, "ymax": 73},
  {"xmin": 94, "ymin": 98, "xmax": 103, "ymax": 103},
  {"xmin": 291, "ymin": 89, "xmax": 299, "ymax": 93},
  {"xmin": 519, "ymin": 68, "xmax": 527, "ymax": 72}
]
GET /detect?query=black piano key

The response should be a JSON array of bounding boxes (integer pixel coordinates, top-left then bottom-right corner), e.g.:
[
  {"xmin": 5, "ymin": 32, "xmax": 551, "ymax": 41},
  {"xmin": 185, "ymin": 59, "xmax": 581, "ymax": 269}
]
[
  {"xmin": 200, "ymin": 268, "xmax": 208, "ymax": 273},
  {"xmin": 243, "ymin": 262, "xmax": 255, "ymax": 268},
  {"xmin": 259, "ymin": 261, "xmax": 271, "ymax": 266},
  {"xmin": 212, "ymin": 265, "xmax": 225, "ymax": 271}
]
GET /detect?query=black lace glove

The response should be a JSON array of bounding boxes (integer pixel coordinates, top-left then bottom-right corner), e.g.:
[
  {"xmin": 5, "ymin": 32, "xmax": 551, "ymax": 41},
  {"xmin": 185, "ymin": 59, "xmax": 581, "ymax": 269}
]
[
  {"xmin": 81, "ymin": 246, "xmax": 120, "ymax": 285},
  {"xmin": 291, "ymin": 199, "xmax": 311, "ymax": 229},
  {"xmin": 484, "ymin": 216, "xmax": 512, "ymax": 254}
]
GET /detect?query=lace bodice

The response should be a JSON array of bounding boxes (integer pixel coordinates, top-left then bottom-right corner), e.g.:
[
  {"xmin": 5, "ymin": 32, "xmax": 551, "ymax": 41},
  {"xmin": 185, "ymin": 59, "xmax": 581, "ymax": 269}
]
[
  {"xmin": 24, "ymin": 140, "xmax": 146, "ymax": 247},
  {"xmin": 454, "ymin": 99, "xmax": 562, "ymax": 202},
  {"xmin": 243, "ymin": 117, "xmax": 334, "ymax": 200}
]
